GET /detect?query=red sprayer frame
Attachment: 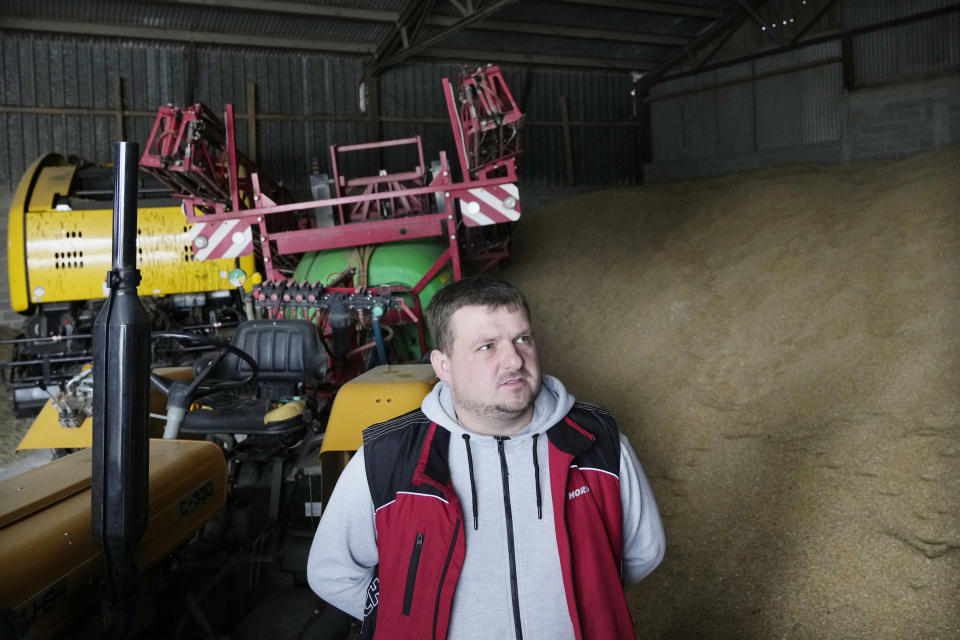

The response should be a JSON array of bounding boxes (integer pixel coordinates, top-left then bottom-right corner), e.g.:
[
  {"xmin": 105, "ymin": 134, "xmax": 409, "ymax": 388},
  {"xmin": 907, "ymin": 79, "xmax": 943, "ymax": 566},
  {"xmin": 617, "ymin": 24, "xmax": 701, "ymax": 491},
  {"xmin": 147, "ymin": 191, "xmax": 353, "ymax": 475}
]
[{"xmin": 139, "ymin": 65, "xmax": 524, "ymax": 361}]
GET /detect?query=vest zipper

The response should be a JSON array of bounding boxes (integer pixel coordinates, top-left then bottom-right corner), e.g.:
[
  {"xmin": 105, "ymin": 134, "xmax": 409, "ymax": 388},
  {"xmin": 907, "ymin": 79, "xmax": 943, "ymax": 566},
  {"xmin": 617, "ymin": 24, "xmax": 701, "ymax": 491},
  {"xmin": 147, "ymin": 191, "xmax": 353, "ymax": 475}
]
[
  {"xmin": 402, "ymin": 532, "xmax": 425, "ymax": 616},
  {"xmin": 497, "ymin": 437, "xmax": 524, "ymax": 640},
  {"xmin": 560, "ymin": 459, "xmax": 582, "ymax": 639},
  {"xmin": 432, "ymin": 518, "xmax": 461, "ymax": 640}
]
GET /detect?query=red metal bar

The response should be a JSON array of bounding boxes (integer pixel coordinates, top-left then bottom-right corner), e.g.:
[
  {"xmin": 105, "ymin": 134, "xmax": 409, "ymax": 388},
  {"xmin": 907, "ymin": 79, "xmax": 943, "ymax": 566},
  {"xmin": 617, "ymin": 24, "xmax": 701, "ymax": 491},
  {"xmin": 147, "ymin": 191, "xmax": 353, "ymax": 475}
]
[
  {"xmin": 446, "ymin": 215, "xmax": 462, "ymax": 280},
  {"xmin": 413, "ymin": 247, "xmax": 452, "ymax": 295},
  {"xmin": 250, "ymin": 173, "xmax": 279, "ymax": 281},
  {"xmin": 226, "ymin": 104, "xmax": 240, "ymax": 213},
  {"xmin": 329, "ymin": 141, "xmax": 345, "ymax": 225},
  {"xmin": 443, "ymin": 77, "xmax": 471, "ymax": 182},
  {"xmin": 492, "ymin": 72, "xmax": 522, "ymax": 127},
  {"xmin": 335, "ymin": 136, "xmax": 423, "ymax": 152},
  {"xmin": 180, "ymin": 172, "xmax": 516, "ymax": 223},
  {"xmin": 347, "ymin": 185, "xmax": 375, "ymax": 222},
  {"xmin": 141, "ymin": 109, "xmax": 168, "ymax": 164},
  {"xmin": 395, "ymin": 297, "xmax": 419, "ymax": 324},
  {"xmin": 271, "ymin": 213, "xmax": 448, "ymax": 254},
  {"xmin": 416, "ymin": 136, "xmax": 425, "ymax": 181},
  {"xmin": 344, "ymin": 168, "xmax": 423, "ymax": 188},
  {"xmin": 172, "ymin": 110, "xmax": 192, "ymax": 167},
  {"xmin": 410, "ymin": 293, "xmax": 427, "ymax": 356}
]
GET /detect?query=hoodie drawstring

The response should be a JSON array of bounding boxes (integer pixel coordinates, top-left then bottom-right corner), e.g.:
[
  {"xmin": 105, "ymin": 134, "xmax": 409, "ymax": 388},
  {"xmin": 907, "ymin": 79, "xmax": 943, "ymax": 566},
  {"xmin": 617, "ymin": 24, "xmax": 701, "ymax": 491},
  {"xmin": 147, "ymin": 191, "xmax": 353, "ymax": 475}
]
[
  {"xmin": 532, "ymin": 433, "xmax": 543, "ymax": 520},
  {"xmin": 462, "ymin": 434, "xmax": 479, "ymax": 530}
]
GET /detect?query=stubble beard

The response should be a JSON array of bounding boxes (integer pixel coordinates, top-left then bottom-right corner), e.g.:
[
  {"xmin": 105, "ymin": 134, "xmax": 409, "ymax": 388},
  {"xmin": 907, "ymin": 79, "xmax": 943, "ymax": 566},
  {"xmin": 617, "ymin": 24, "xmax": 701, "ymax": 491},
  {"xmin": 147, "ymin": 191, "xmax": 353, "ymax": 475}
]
[{"xmin": 453, "ymin": 372, "xmax": 540, "ymax": 423}]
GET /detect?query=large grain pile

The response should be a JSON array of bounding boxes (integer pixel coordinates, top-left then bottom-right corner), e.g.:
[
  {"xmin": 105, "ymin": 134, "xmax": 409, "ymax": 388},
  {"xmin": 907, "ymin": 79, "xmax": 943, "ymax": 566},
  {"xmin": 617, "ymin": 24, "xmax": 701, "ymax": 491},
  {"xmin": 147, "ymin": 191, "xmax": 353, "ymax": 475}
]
[{"xmin": 503, "ymin": 146, "xmax": 960, "ymax": 639}]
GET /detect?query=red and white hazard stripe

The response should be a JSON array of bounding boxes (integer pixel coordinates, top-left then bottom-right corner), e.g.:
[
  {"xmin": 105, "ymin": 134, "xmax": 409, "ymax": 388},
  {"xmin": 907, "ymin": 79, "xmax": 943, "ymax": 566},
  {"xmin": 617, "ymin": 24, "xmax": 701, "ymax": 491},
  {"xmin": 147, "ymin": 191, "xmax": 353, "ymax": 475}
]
[
  {"xmin": 458, "ymin": 183, "xmax": 521, "ymax": 227},
  {"xmin": 188, "ymin": 219, "xmax": 254, "ymax": 260}
]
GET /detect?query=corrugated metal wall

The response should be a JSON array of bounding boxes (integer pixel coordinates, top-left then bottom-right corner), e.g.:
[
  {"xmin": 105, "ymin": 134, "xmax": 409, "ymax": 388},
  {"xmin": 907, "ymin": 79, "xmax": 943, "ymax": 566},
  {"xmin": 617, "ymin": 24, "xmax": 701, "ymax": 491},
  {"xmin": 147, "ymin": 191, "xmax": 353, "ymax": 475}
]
[
  {"xmin": 753, "ymin": 44, "xmax": 844, "ymax": 149},
  {"xmin": 649, "ymin": 41, "xmax": 844, "ymax": 164},
  {"xmin": 0, "ymin": 35, "xmax": 187, "ymax": 183},
  {"xmin": 647, "ymin": 0, "xmax": 959, "ymax": 175},
  {"xmin": 519, "ymin": 67, "xmax": 640, "ymax": 185},
  {"xmin": 846, "ymin": 0, "xmax": 960, "ymax": 85},
  {"xmin": 193, "ymin": 47, "xmax": 370, "ymax": 188},
  {"xmin": 379, "ymin": 63, "xmax": 640, "ymax": 185},
  {"xmin": 0, "ymin": 31, "xmax": 640, "ymax": 191}
]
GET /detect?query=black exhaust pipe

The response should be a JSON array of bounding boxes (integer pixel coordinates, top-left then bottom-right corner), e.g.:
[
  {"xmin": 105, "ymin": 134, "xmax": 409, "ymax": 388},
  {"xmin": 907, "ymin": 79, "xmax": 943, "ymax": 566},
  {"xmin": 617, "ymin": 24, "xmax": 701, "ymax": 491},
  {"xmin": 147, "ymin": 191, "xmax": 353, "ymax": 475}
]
[{"xmin": 91, "ymin": 141, "xmax": 152, "ymax": 638}]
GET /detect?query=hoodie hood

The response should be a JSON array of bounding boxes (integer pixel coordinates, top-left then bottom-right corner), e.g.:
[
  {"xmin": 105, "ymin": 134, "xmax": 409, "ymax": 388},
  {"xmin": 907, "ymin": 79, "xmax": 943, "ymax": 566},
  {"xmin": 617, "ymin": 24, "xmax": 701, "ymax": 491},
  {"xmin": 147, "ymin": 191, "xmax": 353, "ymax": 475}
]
[{"xmin": 421, "ymin": 374, "xmax": 575, "ymax": 439}]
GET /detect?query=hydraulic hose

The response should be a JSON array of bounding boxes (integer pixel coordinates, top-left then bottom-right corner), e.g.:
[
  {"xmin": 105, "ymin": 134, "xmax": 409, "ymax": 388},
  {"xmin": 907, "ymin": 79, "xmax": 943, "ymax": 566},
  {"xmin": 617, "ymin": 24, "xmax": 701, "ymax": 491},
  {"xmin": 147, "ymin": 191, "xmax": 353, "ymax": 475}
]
[{"xmin": 372, "ymin": 305, "xmax": 389, "ymax": 365}]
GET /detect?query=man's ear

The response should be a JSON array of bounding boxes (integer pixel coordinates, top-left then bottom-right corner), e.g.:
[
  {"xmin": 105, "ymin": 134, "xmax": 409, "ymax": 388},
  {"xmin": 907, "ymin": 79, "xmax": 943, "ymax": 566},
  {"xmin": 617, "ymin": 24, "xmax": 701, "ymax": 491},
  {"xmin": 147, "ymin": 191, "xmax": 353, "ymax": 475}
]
[{"xmin": 430, "ymin": 349, "xmax": 450, "ymax": 382}]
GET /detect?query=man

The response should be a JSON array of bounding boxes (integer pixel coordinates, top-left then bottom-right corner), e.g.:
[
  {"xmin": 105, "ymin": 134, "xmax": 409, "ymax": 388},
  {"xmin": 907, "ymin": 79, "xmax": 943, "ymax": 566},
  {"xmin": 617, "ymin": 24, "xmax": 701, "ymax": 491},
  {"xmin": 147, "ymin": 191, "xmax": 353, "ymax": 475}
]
[{"xmin": 307, "ymin": 276, "xmax": 665, "ymax": 640}]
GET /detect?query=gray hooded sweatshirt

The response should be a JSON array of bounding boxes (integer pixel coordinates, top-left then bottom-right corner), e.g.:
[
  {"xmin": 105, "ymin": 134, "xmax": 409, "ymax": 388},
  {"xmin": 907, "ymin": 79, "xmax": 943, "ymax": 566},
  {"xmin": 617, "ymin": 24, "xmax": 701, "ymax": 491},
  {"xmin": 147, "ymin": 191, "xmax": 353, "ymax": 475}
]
[{"xmin": 307, "ymin": 375, "xmax": 665, "ymax": 640}]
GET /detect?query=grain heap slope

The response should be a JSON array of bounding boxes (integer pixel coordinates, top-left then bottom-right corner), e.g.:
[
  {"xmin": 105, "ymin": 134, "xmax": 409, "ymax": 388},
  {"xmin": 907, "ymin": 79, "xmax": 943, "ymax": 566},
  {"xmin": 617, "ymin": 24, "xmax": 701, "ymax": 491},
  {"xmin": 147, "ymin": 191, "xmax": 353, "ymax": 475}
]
[{"xmin": 503, "ymin": 145, "xmax": 960, "ymax": 639}]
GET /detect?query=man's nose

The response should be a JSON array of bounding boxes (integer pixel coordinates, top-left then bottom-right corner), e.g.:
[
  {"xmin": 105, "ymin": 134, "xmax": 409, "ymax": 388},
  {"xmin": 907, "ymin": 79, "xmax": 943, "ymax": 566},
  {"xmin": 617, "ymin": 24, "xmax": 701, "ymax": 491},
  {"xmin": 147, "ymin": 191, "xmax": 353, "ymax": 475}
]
[{"xmin": 500, "ymin": 342, "xmax": 523, "ymax": 369}]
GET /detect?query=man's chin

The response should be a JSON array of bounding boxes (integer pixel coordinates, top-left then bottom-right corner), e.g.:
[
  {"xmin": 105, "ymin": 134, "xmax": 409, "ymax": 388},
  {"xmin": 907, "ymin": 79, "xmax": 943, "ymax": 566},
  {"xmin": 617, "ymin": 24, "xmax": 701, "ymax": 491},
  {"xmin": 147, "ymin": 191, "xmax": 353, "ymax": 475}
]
[
  {"xmin": 491, "ymin": 394, "xmax": 535, "ymax": 418},
  {"xmin": 487, "ymin": 405, "xmax": 532, "ymax": 421}
]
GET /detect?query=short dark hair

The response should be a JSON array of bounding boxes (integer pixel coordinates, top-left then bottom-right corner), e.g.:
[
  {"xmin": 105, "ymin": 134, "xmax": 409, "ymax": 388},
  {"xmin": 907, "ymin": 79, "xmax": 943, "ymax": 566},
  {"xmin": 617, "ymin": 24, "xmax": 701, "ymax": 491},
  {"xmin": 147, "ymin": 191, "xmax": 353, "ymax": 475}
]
[{"xmin": 426, "ymin": 275, "xmax": 531, "ymax": 353}]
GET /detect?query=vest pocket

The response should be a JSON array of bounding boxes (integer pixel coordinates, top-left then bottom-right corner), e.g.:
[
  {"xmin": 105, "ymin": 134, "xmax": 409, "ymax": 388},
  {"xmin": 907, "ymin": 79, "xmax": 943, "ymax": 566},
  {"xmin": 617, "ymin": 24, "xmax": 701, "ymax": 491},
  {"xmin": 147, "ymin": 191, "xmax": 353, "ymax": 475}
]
[{"xmin": 402, "ymin": 531, "xmax": 425, "ymax": 616}]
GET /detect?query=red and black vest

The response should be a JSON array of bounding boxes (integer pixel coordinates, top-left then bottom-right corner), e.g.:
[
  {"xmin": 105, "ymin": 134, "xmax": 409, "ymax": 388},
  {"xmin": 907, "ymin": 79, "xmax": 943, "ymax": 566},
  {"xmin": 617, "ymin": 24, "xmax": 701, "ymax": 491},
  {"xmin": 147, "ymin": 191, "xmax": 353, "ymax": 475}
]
[{"xmin": 360, "ymin": 402, "xmax": 634, "ymax": 640}]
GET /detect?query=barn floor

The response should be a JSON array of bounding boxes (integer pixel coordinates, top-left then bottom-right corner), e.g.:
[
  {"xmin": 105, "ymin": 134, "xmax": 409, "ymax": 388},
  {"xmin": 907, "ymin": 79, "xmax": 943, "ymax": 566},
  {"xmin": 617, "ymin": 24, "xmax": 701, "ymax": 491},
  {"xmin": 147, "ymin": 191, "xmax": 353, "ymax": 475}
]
[{"xmin": 501, "ymin": 145, "xmax": 960, "ymax": 639}]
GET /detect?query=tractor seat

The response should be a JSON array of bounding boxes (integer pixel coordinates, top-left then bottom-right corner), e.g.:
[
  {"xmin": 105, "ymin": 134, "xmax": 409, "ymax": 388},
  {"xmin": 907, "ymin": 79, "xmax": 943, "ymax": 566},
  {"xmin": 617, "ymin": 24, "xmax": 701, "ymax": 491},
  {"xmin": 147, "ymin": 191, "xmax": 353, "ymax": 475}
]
[{"xmin": 180, "ymin": 319, "xmax": 327, "ymax": 437}]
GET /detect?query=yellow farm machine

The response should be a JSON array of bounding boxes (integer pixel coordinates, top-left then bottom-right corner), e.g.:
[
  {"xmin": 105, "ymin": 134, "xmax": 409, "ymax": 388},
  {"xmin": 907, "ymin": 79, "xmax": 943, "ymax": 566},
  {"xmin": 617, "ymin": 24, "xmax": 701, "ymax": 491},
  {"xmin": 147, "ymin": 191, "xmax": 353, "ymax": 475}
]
[
  {"xmin": 3, "ymin": 154, "xmax": 261, "ymax": 416},
  {"xmin": 0, "ymin": 66, "xmax": 524, "ymax": 640}
]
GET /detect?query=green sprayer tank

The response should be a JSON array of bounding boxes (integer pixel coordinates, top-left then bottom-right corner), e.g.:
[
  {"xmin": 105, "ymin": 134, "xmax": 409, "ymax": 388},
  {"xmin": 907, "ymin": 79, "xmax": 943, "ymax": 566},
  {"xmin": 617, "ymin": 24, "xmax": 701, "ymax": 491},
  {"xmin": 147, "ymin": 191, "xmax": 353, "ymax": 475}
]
[{"xmin": 293, "ymin": 239, "xmax": 453, "ymax": 356}]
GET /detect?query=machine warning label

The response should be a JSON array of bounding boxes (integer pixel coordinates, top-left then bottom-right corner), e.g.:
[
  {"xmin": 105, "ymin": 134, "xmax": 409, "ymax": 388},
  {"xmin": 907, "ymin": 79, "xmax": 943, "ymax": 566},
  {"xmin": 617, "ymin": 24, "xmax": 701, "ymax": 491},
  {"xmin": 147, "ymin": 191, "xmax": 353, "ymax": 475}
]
[{"xmin": 179, "ymin": 481, "xmax": 215, "ymax": 516}]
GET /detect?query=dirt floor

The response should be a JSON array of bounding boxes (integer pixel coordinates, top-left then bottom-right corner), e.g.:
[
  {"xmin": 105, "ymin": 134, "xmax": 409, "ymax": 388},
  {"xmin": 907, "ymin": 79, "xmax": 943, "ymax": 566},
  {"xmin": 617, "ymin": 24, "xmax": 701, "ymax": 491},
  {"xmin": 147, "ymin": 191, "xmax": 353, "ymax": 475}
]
[{"xmin": 500, "ymin": 145, "xmax": 960, "ymax": 639}]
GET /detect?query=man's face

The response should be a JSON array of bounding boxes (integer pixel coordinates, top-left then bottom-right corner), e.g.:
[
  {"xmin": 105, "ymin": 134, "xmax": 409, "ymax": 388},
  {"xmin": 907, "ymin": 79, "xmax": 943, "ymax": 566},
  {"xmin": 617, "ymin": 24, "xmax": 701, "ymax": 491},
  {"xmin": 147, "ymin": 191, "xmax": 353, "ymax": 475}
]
[{"xmin": 430, "ymin": 304, "xmax": 541, "ymax": 431}]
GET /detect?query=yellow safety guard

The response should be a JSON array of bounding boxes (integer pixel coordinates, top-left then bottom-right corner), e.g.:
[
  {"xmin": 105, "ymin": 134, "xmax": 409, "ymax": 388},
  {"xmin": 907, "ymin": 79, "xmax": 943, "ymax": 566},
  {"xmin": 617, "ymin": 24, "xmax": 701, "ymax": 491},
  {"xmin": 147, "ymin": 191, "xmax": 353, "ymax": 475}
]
[{"xmin": 321, "ymin": 364, "xmax": 437, "ymax": 454}]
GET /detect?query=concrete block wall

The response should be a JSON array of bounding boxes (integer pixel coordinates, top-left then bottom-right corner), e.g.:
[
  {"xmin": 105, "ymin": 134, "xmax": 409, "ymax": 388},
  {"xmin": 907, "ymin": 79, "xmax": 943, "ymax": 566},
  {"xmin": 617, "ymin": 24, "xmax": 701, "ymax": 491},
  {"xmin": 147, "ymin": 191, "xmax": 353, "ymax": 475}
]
[{"xmin": 843, "ymin": 75, "xmax": 960, "ymax": 162}]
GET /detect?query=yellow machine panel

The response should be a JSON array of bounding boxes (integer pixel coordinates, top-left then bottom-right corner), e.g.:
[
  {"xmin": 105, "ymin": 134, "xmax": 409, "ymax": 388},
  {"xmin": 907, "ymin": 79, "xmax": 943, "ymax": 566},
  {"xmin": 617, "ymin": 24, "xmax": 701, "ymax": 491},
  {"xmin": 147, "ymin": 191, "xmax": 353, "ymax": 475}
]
[
  {"xmin": 7, "ymin": 154, "xmax": 68, "ymax": 312},
  {"xmin": 0, "ymin": 439, "xmax": 227, "ymax": 640},
  {"xmin": 321, "ymin": 363, "xmax": 437, "ymax": 454},
  {"xmin": 7, "ymin": 157, "xmax": 256, "ymax": 312},
  {"xmin": 16, "ymin": 401, "xmax": 93, "ymax": 451},
  {"xmin": 24, "ymin": 203, "xmax": 254, "ymax": 306},
  {"xmin": 16, "ymin": 366, "xmax": 195, "ymax": 451},
  {"xmin": 27, "ymin": 163, "xmax": 77, "ymax": 213}
]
